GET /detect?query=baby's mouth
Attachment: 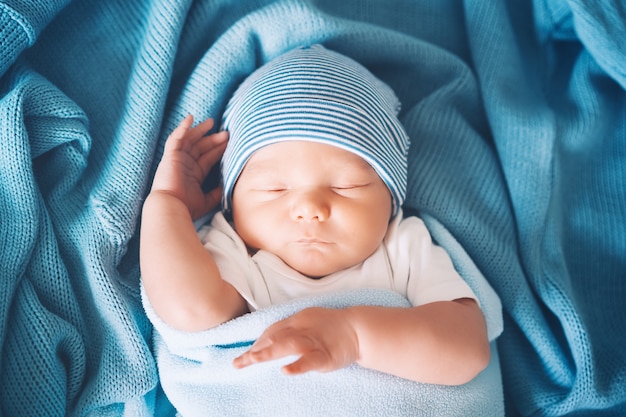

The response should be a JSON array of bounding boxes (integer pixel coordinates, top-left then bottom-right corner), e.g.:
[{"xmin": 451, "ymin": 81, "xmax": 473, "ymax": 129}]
[{"xmin": 296, "ymin": 238, "xmax": 330, "ymax": 245}]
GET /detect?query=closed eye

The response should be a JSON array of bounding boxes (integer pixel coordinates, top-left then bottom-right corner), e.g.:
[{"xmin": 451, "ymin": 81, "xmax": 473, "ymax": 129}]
[
  {"xmin": 331, "ymin": 184, "xmax": 370, "ymax": 195},
  {"xmin": 255, "ymin": 187, "xmax": 287, "ymax": 192},
  {"xmin": 249, "ymin": 187, "xmax": 288, "ymax": 201},
  {"xmin": 332, "ymin": 183, "xmax": 369, "ymax": 190}
]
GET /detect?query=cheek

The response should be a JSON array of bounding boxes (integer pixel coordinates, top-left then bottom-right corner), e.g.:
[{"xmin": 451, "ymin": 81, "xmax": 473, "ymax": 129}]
[
  {"xmin": 337, "ymin": 200, "xmax": 390, "ymax": 246},
  {"xmin": 232, "ymin": 208, "xmax": 256, "ymax": 245},
  {"xmin": 357, "ymin": 214, "xmax": 389, "ymax": 247},
  {"xmin": 361, "ymin": 195, "xmax": 392, "ymax": 245},
  {"xmin": 232, "ymin": 203, "xmax": 278, "ymax": 250}
]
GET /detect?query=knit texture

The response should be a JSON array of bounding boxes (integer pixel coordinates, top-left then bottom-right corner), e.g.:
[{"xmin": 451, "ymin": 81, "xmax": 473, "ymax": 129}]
[{"xmin": 1, "ymin": 0, "xmax": 625, "ymax": 416}]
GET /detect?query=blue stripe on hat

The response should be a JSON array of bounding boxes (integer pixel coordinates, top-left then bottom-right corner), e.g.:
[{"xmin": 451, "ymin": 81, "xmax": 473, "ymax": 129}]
[{"xmin": 221, "ymin": 44, "xmax": 409, "ymax": 215}]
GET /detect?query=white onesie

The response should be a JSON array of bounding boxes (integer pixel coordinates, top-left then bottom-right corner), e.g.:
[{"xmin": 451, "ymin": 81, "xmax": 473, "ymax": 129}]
[{"xmin": 198, "ymin": 209, "xmax": 477, "ymax": 310}]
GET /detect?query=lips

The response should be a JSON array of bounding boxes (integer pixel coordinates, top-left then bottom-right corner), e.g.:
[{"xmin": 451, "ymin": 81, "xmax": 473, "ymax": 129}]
[{"xmin": 296, "ymin": 238, "xmax": 330, "ymax": 244}]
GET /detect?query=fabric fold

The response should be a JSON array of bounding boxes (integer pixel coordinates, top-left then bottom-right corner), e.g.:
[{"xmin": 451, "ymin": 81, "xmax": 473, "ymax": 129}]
[{"xmin": 1, "ymin": 0, "xmax": 624, "ymax": 415}]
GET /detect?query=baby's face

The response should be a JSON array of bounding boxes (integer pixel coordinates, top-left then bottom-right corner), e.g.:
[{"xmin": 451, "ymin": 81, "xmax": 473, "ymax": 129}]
[{"xmin": 232, "ymin": 141, "xmax": 392, "ymax": 278}]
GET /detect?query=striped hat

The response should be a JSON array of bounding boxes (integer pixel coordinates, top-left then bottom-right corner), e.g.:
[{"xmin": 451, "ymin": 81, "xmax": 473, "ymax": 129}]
[{"xmin": 221, "ymin": 44, "xmax": 409, "ymax": 216}]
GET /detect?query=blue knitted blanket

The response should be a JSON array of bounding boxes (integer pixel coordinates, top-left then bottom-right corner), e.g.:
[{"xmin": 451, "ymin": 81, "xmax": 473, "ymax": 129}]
[{"xmin": 1, "ymin": 1, "xmax": 625, "ymax": 416}]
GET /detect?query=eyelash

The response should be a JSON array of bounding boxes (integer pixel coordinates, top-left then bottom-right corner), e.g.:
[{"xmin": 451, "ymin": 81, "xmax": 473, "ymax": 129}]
[
  {"xmin": 332, "ymin": 184, "xmax": 369, "ymax": 192},
  {"xmin": 254, "ymin": 184, "xmax": 369, "ymax": 193},
  {"xmin": 254, "ymin": 187, "xmax": 287, "ymax": 193}
]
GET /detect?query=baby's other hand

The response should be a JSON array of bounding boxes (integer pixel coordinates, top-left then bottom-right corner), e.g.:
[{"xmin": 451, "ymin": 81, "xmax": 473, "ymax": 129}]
[
  {"xmin": 233, "ymin": 307, "xmax": 360, "ymax": 375},
  {"xmin": 150, "ymin": 115, "xmax": 228, "ymax": 219}
]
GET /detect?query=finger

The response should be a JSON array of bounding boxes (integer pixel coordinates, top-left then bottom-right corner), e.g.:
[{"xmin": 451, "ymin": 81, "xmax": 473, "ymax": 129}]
[
  {"xmin": 233, "ymin": 348, "xmax": 267, "ymax": 369},
  {"xmin": 197, "ymin": 134, "xmax": 228, "ymax": 176},
  {"xmin": 195, "ymin": 130, "xmax": 228, "ymax": 155},
  {"xmin": 232, "ymin": 336, "xmax": 278, "ymax": 368},
  {"xmin": 187, "ymin": 117, "xmax": 216, "ymax": 145},
  {"xmin": 282, "ymin": 350, "xmax": 329, "ymax": 375},
  {"xmin": 164, "ymin": 115, "xmax": 194, "ymax": 151},
  {"xmin": 232, "ymin": 352, "xmax": 254, "ymax": 369},
  {"xmin": 232, "ymin": 332, "xmax": 269, "ymax": 368},
  {"xmin": 178, "ymin": 114, "xmax": 195, "ymax": 131},
  {"xmin": 185, "ymin": 119, "xmax": 223, "ymax": 161},
  {"xmin": 233, "ymin": 331, "xmax": 298, "ymax": 369}
]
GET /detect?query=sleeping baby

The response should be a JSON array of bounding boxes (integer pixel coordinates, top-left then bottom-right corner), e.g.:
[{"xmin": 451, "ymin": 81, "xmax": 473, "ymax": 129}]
[{"xmin": 140, "ymin": 44, "xmax": 491, "ymax": 416}]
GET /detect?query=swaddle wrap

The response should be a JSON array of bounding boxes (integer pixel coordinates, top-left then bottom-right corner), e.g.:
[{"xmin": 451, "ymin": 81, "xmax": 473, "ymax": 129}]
[{"xmin": 143, "ymin": 287, "xmax": 504, "ymax": 417}]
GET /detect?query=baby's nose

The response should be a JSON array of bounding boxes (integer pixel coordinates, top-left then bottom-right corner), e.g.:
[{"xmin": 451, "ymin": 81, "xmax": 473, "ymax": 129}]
[{"xmin": 289, "ymin": 189, "xmax": 330, "ymax": 222}]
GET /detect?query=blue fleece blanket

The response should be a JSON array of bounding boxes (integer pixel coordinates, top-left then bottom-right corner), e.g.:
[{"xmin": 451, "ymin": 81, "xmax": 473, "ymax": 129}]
[
  {"xmin": 144, "ymin": 285, "xmax": 503, "ymax": 417},
  {"xmin": 1, "ymin": 0, "xmax": 625, "ymax": 416}
]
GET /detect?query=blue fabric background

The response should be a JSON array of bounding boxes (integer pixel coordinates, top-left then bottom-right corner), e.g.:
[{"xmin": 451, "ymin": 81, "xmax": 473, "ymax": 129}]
[{"xmin": 1, "ymin": 0, "xmax": 624, "ymax": 415}]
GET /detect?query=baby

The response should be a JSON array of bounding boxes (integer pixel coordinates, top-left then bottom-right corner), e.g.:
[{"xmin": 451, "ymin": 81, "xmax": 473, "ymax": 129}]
[{"xmin": 140, "ymin": 45, "xmax": 489, "ymax": 386}]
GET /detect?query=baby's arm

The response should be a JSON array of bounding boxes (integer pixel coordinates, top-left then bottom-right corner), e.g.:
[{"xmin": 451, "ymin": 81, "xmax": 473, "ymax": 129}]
[
  {"xmin": 348, "ymin": 299, "xmax": 490, "ymax": 385},
  {"xmin": 233, "ymin": 299, "xmax": 489, "ymax": 385},
  {"xmin": 140, "ymin": 115, "xmax": 247, "ymax": 332}
]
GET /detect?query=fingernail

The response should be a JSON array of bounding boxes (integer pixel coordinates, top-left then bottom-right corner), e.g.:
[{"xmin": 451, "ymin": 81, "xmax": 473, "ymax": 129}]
[{"xmin": 213, "ymin": 131, "xmax": 228, "ymax": 143}]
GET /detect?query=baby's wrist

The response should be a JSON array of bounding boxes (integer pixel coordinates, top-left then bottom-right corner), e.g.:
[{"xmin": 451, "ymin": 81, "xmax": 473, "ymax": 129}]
[
  {"xmin": 144, "ymin": 190, "xmax": 192, "ymax": 217},
  {"xmin": 342, "ymin": 307, "xmax": 364, "ymax": 363}
]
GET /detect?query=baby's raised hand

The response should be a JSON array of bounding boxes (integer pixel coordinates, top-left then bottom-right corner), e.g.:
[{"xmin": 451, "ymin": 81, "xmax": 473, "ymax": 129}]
[
  {"xmin": 233, "ymin": 307, "xmax": 360, "ymax": 375},
  {"xmin": 150, "ymin": 115, "xmax": 228, "ymax": 219}
]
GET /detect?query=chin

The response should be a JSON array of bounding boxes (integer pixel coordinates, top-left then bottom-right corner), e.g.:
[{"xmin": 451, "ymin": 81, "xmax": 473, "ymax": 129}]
[
  {"xmin": 282, "ymin": 250, "xmax": 356, "ymax": 278},
  {"xmin": 295, "ymin": 267, "xmax": 330, "ymax": 279},
  {"xmin": 290, "ymin": 260, "xmax": 349, "ymax": 279}
]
